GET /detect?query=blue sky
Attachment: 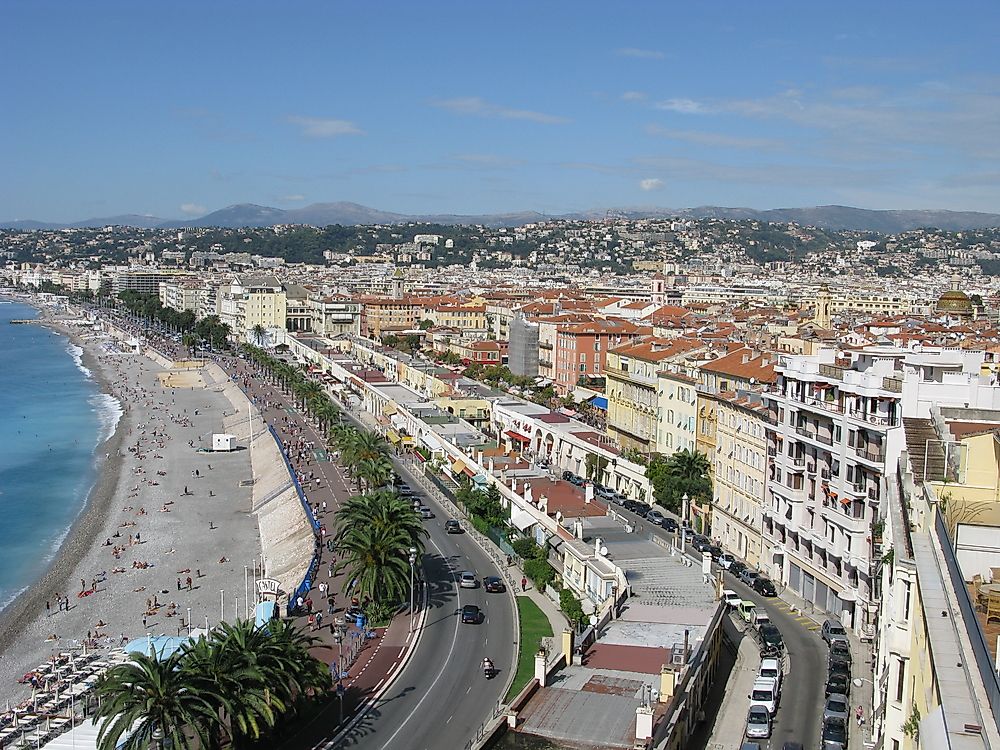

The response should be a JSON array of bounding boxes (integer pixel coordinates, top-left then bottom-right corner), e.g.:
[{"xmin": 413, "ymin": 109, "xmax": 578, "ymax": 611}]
[{"xmin": 2, "ymin": 0, "xmax": 999, "ymax": 221}]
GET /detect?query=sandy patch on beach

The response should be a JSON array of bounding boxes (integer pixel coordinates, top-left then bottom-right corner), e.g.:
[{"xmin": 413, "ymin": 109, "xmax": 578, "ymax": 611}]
[{"xmin": 158, "ymin": 370, "xmax": 205, "ymax": 389}]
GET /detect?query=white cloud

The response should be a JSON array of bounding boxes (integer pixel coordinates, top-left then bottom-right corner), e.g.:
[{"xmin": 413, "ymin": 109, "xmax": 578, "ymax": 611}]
[
  {"xmin": 621, "ymin": 91, "xmax": 648, "ymax": 102},
  {"xmin": 645, "ymin": 124, "xmax": 782, "ymax": 150},
  {"xmin": 640, "ymin": 178, "xmax": 664, "ymax": 191},
  {"xmin": 453, "ymin": 154, "xmax": 523, "ymax": 167},
  {"xmin": 179, "ymin": 203, "xmax": 207, "ymax": 216},
  {"xmin": 655, "ymin": 98, "xmax": 709, "ymax": 115},
  {"xmin": 617, "ymin": 47, "xmax": 664, "ymax": 60},
  {"xmin": 277, "ymin": 194, "xmax": 306, "ymax": 203},
  {"xmin": 431, "ymin": 97, "xmax": 569, "ymax": 124},
  {"xmin": 287, "ymin": 116, "xmax": 364, "ymax": 138}
]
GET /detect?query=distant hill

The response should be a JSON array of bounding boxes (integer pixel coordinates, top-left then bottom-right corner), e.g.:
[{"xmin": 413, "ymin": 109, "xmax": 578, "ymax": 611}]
[{"xmin": 5, "ymin": 202, "xmax": 1000, "ymax": 233}]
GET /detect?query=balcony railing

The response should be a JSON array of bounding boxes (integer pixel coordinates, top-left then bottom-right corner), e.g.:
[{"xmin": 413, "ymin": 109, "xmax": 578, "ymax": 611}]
[
  {"xmin": 882, "ymin": 376, "xmax": 903, "ymax": 393},
  {"xmin": 819, "ymin": 364, "xmax": 845, "ymax": 380},
  {"xmin": 848, "ymin": 409, "xmax": 898, "ymax": 427},
  {"xmin": 539, "ymin": 341, "xmax": 553, "ymax": 351},
  {"xmin": 855, "ymin": 447, "xmax": 885, "ymax": 464}
]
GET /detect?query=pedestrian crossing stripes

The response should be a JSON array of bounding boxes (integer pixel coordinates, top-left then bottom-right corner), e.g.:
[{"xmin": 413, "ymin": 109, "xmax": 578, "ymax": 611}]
[
  {"xmin": 284, "ymin": 406, "xmax": 297, "ymax": 414},
  {"xmin": 770, "ymin": 599, "xmax": 821, "ymax": 629},
  {"xmin": 314, "ymin": 448, "xmax": 329, "ymax": 462}
]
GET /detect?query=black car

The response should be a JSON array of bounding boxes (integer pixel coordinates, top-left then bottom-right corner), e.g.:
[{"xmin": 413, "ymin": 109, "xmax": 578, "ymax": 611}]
[
  {"xmin": 828, "ymin": 655, "xmax": 851, "ymax": 680},
  {"xmin": 568, "ymin": 475, "xmax": 586, "ymax": 487},
  {"xmin": 821, "ymin": 717, "xmax": 848, "ymax": 749},
  {"xmin": 660, "ymin": 517, "xmax": 679, "ymax": 532},
  {"xmin": 728, "ymin": 561, "xmax": 748, "ymax": 578},
  {"xmin": 483, "ymin": 576, "xmax": 506, "ymax": 593},
  {"xmin": 829, "ymin": 639, "xmax": 852, "ymax": 664},
  {"xmin": 561, "ymin": 470, "xmax": 574, "ymax": 481},
  {"xmin": 690, "ymin": 534, "xmax": 711, "ymax": 551},
  {"xmin": 825, "ymin": 672, "xmax": 850, "ymax": 697},
  {"xmin": 753, "ymin": 578, "xmax": 778, "ymax": 597},
  {"xmin": 445, "ymin": 519, "xmax": 463, "ymax": 534},
  {"xmin": 758, "ymin": 624, "xmax": 784, "ymax": 653},
  {"xmin": 461, "ymin": 604, "xmax": 482, "ymax": 624},
  {"xmin": 704, "ymin": 544, "xmax": 723, "ymax": 561}
]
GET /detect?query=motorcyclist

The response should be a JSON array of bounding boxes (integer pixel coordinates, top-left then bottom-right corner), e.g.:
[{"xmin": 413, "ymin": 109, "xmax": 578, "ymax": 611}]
[{"xmin": 482, "ymin": 656, "xmax": 494, "ymax": 676}]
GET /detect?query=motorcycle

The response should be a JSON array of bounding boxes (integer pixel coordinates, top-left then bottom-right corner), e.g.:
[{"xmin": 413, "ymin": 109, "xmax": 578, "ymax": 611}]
[{"xmin": 482, "ymin": 659, "xmax": 495, "ymax": 679}]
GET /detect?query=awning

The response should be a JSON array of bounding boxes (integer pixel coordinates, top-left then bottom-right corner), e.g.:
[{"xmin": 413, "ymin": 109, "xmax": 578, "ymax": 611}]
[
  {"xmin": 382, "ymin": 403, "xmax": 397, "ymax": 416},
  {"xmin": 511, "ymin": 508, "xmax": 537, "ymax": 531},
  {"xmin": 590, "ymin": 396, "xmax": 608, "ymax": 410},
  {"xmin": 386, "ymin": 430, "xmax": 401, "ymax": 444},
  {"xmin": 505, "ymin": 430, "xmax": 531, "ymax": 444},
  {"xmin": 255, "ymin": 600, "xmax": 276, "ymax": 628},
  {"xmin": 451, "ymin": 460, "xmax": 467, "ymax": 475}
]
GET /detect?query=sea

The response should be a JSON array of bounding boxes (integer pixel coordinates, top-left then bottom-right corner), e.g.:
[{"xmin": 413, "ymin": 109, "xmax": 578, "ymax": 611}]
[{"xmin": 0, "ymin": 300, "xmax": 122, "ymax": 612}]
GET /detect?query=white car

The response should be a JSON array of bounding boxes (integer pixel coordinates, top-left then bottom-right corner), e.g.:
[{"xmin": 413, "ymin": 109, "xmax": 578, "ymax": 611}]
[
  {"xmin": 722, "ymin": 589, "xmax": 742, "ymax": 609},
  {"xmin": 748, "ymin": 676, "xmax": 779, "ymax": 716},
  {"xmin": 719, "ymin": 553, "xmax": 738, "ymax": 570},
  {"xmin": 758, "ymin": 657, "xmax": 783, "ymax": 694},
  {"xmin": 745, "ymin": 705, "xmax": 771, "ymax": 739},
  {"xmin": 459, "ymin": 571, "xmax": 478, "ymax": 588}
]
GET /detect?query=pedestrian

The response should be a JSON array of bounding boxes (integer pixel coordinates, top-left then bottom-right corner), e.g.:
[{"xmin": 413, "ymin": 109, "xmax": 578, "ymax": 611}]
[
  {"xmin": 142, "ymin": 615, "xmax": 148, "ymax": 628},
  {"xmin": 521, "ymin": 576, "xmax": 528, "ymax": 592},
  {"xmin": 177, "ymin": 578, "xmax": 181, "ymax": 591},
  {"xmin": 45, "ymin": 600, "xmax": 50, "ymax": 617},
  {"xmin": 318, "ymin": 581, "xmax": 327, "ymax": 597},
  {"xmin": 328, "ymin": 561, "xmax": 334, "ymax": 578},
  {"xmin": 81, "ymin": 578, "xmax": 86, "ymax": 593},
  {"xmin": 186, "ymin": 576, "xmax": 192, "ymax": 591},
  {"xmin": 856, "ymin": 705, "xmax": 865, "ymax": 727},
  {"xmin": 322, "ymin": 500, "xmax": 327, "ymax": 513}
]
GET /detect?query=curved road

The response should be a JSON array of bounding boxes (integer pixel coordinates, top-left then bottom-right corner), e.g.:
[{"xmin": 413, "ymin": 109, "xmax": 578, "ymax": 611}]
[{"xmin": 334, "ymin": 482, "xmax": 517, "ymax": 750}]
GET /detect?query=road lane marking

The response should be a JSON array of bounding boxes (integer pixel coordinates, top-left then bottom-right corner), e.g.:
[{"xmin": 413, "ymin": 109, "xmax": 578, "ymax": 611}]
[{"xmin": 376, "ymin": 533, "xmax": 461, "ymax": 750}]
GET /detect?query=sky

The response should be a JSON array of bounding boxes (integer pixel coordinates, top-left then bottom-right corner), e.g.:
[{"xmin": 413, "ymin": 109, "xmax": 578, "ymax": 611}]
[{"xmin": 2, "ymin": 0, "xmax": 1000, "ymax": 221}]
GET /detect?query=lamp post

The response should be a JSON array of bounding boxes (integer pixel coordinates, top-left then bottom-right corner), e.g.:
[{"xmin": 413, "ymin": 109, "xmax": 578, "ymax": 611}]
[
  {"xmin": 151, "ymin": 726, "xmax": 163, "ymax": 750},
  {"xmin": 333, "ymin": 617, "xmax": 348, "ymax": 725},
  {"xmin": 681, "ymin": 492, "xmax": 690, "ymax": 550},
  {"xmin": 408, "ymin": 546, "xmax": 418, "ymax": 632}
]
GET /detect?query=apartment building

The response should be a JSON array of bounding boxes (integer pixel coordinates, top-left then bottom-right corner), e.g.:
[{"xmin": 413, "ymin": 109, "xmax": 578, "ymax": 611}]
[
  {"xmin": 112, "ymin": 268, "xmax": 195, "ymax": 296},
  {"xmin": 217, "ymin": 276, "xmax": 287, "ymax": 336},
  {"xmin": 655, "ymin": 369, "xmax": 699, "ymax": 454},
  {"xmin": 158, "ymin": 279, "xmax": 202, "ymax": 313},
  {"xmin": 710, "ymin": 391, "xmax": 769, "ymax": 568},
  {"xmin": 553, "ymin": 319, "xmax": 651, "ymax": 394},
  {"xmin": 762, "ymin": 346, "xmax": 1000, "ymax": 634},
  {"xmin": 309, "ymin": 296, "xmax": 363, "ymax": 337},
  {"xmin": 359, "ymin": 295, "xmax": 431, "ymax": 337},
  {"xmin": 424, "ymin": 300, "xmax": 488, "ymax": 332},
  {"xmin": 605, "ymin": 337, "xmax": 705, "ymax": 453}
]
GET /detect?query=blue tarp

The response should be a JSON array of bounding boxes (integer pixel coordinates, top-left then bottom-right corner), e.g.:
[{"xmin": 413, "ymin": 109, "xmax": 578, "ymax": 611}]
[
  {"xmin": 124, "ymin": 635, "xmax": 190, "ymax": 661},
  {"xmin": 255, "ymin": 600, "xmax": 276, "ymax": 628},
  {"xmin": 590, "ymin": 396, "xmax": 608, "ymax": 410}
]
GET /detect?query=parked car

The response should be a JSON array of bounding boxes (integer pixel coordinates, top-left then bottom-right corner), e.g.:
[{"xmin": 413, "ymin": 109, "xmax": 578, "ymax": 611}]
[
  {"xmin": 758, "ymin": 657, "xmax": 783, "ymax": 693},
  {"xmin": 740, "ymin": 744, "xmax": 762, "ymax": 750},
  {"xmin": 718, "ymin": 552, "xmax": 738, "ymax": 569},
  {"xmin": 461, "ymin": 604, "xmax": 482, "ymax": 624},
  {"xmin": 820, "ymin": 717, "xmax": 848, "ymax": 750},
  {"xmin": 483, "ymin": 576, "xmax": 505, "ymax": 593},
  {"xmin": 822, "ymin": 619, "xmax": 848, "ymax": 646},
  {"xmin": 737, "ymin": 600, "xmax": 757, "ymax": 624},
  {"xmin": 660, "ymin": 517, "xmax": 679, "ymax": 532},
  {"xmin": 690, "ymin": 534, "xmax": 711, "ymax": 551},
  {"xmin": 722, "ymin": 589, "xmax": 742, "ymax": 609},
  {"xmin": 830, "ymin": 639, "xmax": 852, "ymax": 664},
  {"xmin": 561, "ymin": 470, "xmax": 574, "ymax": 480},
  {"xmin": 704, "ymin": 545, "xmax": 723, "ymax": 561},
  {"xmin": 748, "ymin": 676, "xmax": 779, "ymax": 715},
  {"xmin": 728, "ymin": 561, "xmax": 748, "ymax": 578},
  {"xmin": 758, "ymin": 624, "xmax": 784, "ymax": 654},
  {"xmin": 827, "ymin": 656, "xmax": 851, "ymax": 684},
  {"xmin": 745, "ymin": 706, "xmax": 771, "ymax": 739},
  {"xmin": 823, "ymin": 693, "xmax": 850, "ymax": 724},
  {"xmin": 645, "ymin": 509, "xmax": 666, "ymax": 525},
  {"xmin": 780, "ymin": 744, "xmax": 804, "ymax": 750},
  {"xmin": 825, "ymin": 672, "xmax": 850, "ymax": 697},
  {"xmin": 753, "ymin": 578, "xmax": 777, "ymax": 597},
  {"xmin": 568, "ymin": 475, "xmax": 586, "ymax": 486},
  {"xmin": 445, "ymin": 519, "xmax": 463, "ymax": 534},
  {"xmin": 459, "ymin": 571, "xmax": 479, "ymax": 588},
  {"xmin": 626, "ymin": 500, "xmax": 652, "ymax": 516},
  {"xmin": 739, "ymin": 569, "xmax": 761, "ymax": 586},
  {"xmin": 608, "ymin": 491, "xmax": 628, "ymax": 506}
]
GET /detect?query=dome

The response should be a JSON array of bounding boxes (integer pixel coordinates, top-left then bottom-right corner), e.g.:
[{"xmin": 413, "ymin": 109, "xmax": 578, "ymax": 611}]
[{"xmin": 936, "ymin": 289, "xmax": 973, "ymax": 315}]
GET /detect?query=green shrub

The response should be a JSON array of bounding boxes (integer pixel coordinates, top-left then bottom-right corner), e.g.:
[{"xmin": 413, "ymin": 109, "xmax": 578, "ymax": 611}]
[
  {"xmin": 470, "ymin": 515, "xmax": 491, "ymax": 535},
  {"xmin": 512, "ymin": 537, "xmax": 546, "ymax": 560},
  {"xmin": 559, "ymin": 589, "xmax": 585, "ymax": 628},
  {"xmin": 524, "ymin": 558, "xmax": 555, "ymax": 591}
]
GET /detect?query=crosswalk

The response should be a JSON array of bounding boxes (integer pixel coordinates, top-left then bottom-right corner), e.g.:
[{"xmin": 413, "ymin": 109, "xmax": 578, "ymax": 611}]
[
  {"xmin": 769, "ymin": 598, "xmax": 821, "ymax": 631},
  {"xmin": 313, "ymin": 448, "xmax": 329, "ymax": 462}
]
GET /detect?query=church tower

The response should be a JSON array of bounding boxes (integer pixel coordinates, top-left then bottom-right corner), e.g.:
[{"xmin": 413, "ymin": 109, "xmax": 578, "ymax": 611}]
[
  {"xmin": 390, "ymin": 268, "xmax": 405, "ymax": 299},
  {"xmin": 651, "ymin": 272, "xmax": 666, "ymax": 306},
  {"xmin": 814, "ymin": 285, "xmax": 832, "ymax": 329}
]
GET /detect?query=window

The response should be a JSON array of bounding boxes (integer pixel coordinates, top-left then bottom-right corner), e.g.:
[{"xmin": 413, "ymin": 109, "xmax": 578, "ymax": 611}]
[
  {"xmin": 902, "ymin": 580, "xmax": 911, "ymax": 623},
  {"xmin": 895, "ymin": 658, "xmax": 905, "ymax": 702}
]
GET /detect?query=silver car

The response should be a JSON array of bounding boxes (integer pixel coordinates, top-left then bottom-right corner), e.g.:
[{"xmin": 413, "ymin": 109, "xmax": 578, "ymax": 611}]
[
  {"xmin": 745, "ymin": 705, "xmax": 771, "ymax": 739},
  {"xmin": 459, "ymin": 571, "xmax": 478, "ymax": 588},
  {"xmin": 823, "ymin": 693, "xmax": 849, "ymax": 724}
]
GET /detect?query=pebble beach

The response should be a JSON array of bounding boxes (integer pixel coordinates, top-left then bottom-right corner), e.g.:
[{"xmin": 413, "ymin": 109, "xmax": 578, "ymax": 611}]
[{"xmin": 0, "ymin": 321, "xmax": 263, "ymax": 701}]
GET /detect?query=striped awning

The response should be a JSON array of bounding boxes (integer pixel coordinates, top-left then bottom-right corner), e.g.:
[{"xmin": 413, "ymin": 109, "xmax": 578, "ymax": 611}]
[
  {"xmin": 386, "ymin": 430, "xmax": 401, "ymax": 444},
  {"xmin": 505, "ymin": 430, "xmax": 531, "ymax": 444}
]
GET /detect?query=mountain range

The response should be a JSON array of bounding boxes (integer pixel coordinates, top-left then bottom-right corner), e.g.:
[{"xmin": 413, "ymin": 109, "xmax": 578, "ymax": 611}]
[{"xmin": 4, "ymin": 201, "xmax": 1000, "ymax": 233}]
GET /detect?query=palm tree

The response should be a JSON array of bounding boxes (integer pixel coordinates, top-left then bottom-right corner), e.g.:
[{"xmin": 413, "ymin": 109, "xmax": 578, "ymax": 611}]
[
  {"xmin": 334, "ymin": 490, "xmax": 426, "ymax": 604},
  {"xmin": 355, "ymin": 455, "xmax": 394, "ymax": 491},
  {"xmin": 299, "ymin": 380, "xmax": 325, "ymax": 418},
  {"xmin": 182, "ymin": 332, "xmax": 199, "ymax": 358},
  {"xmin": 313, "ymin": 400, "xmax": 341, "ymax": 437},
  {"xmin": 94, "ymin": 652, "xmax": 221, "ymax": 750},
  {"xmin": 665, "ymin": 448, "xmax": 711, "ymax": 486},
  {"xmin": 251, "ymin": 324, "xmax": 267, "ymax": 348}
]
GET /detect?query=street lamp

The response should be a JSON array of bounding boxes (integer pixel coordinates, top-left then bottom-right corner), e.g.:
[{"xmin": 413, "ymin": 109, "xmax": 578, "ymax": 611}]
[
  {"xmin": 408, "ymin": 547, "xmax": 418, "ymax": 632},
  {"xmin": 332, "ymin": 617, "xmax": 348, "ymax": 725},
  {"xmin": 151, "ymin": 727, "xmax": 163, "ymax": 750},
  {"xmin": 680, "ymin": 492, "xmax": 690, "ymax": 550}
]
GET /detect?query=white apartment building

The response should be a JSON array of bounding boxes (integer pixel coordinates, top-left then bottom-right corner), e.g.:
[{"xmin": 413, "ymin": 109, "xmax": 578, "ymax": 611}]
[{"xmin": 763, "ymin": 346, "xmax": 1000, "ymax": 634}]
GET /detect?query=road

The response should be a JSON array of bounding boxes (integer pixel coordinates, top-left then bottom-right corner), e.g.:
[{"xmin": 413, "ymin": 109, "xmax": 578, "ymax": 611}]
[
  {"xmin": 612, "ymin": 500, "xmax": 825, "ymax": 749},
  {"xmin": 334, "ymin": 480, "xmax": 518, "ymax": 750}
]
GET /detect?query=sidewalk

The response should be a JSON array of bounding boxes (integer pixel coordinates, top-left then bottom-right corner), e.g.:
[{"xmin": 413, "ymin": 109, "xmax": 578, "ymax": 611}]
[{"xmin": 704, "ymin": 617, "xmax": 761, "ymax": 750}]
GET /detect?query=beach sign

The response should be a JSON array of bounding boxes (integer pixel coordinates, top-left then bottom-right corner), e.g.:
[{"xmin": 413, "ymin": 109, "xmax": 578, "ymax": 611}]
[{"xmin": 256, "ymin": 577, "xmax": 281, "ymax": 599}]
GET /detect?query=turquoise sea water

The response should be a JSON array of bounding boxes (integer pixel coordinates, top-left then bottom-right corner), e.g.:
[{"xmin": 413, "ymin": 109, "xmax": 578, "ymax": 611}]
[{"xmin": 0, "ymin": 300, "xmax": 121, "ymax": 611}]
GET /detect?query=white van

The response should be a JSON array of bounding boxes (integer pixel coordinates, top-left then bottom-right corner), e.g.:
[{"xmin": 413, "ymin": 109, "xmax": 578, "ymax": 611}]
[
  {"xmin": 758, "ymin": 657, "xmax": 783, "ymax": 694},
  {"xmin": 748, "ymin": 676, "xmax": 779, "ymax": 715}
]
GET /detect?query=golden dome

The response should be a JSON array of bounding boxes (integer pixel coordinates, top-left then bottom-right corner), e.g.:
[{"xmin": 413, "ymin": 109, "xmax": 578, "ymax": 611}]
[{"xmin": 936, "ymin": 289, "xmax": 973, "ymax": 314}]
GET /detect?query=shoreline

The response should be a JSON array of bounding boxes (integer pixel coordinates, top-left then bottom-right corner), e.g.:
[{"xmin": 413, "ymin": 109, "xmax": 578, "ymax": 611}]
[{"xmin": 0, "ymin": 305, "xmax": 128, "ymax": 659}]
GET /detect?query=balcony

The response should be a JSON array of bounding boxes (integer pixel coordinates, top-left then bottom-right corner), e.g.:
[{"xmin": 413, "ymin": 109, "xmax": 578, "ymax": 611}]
[
  {"xmin": 853, "ymin": 445, "xmax": 885, "ymax": 464},
  {"xmin": 539, "ymin": 359, "xmax": 553, "ymax": 368},
  {"xmin": 822, "ymin": 505, "xmax": 869, "ymax": 534},
  {"xmin": 819, "ymin": 364, "xmax": 845, "ymax": 380},
  {"xmin": 848, "ymin": 409, "xmax": 898, "ymax": 427},
  {"xmin": 797, "ymin": 426, "xmax": 835, "ymax": 446},
  {"xmin": 798, "ymin": 396, "xmax": 844, "ymax": 415},
  {"xmin": 539, "ymin": 341, "xmax": 553, "ymax": 351}
]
